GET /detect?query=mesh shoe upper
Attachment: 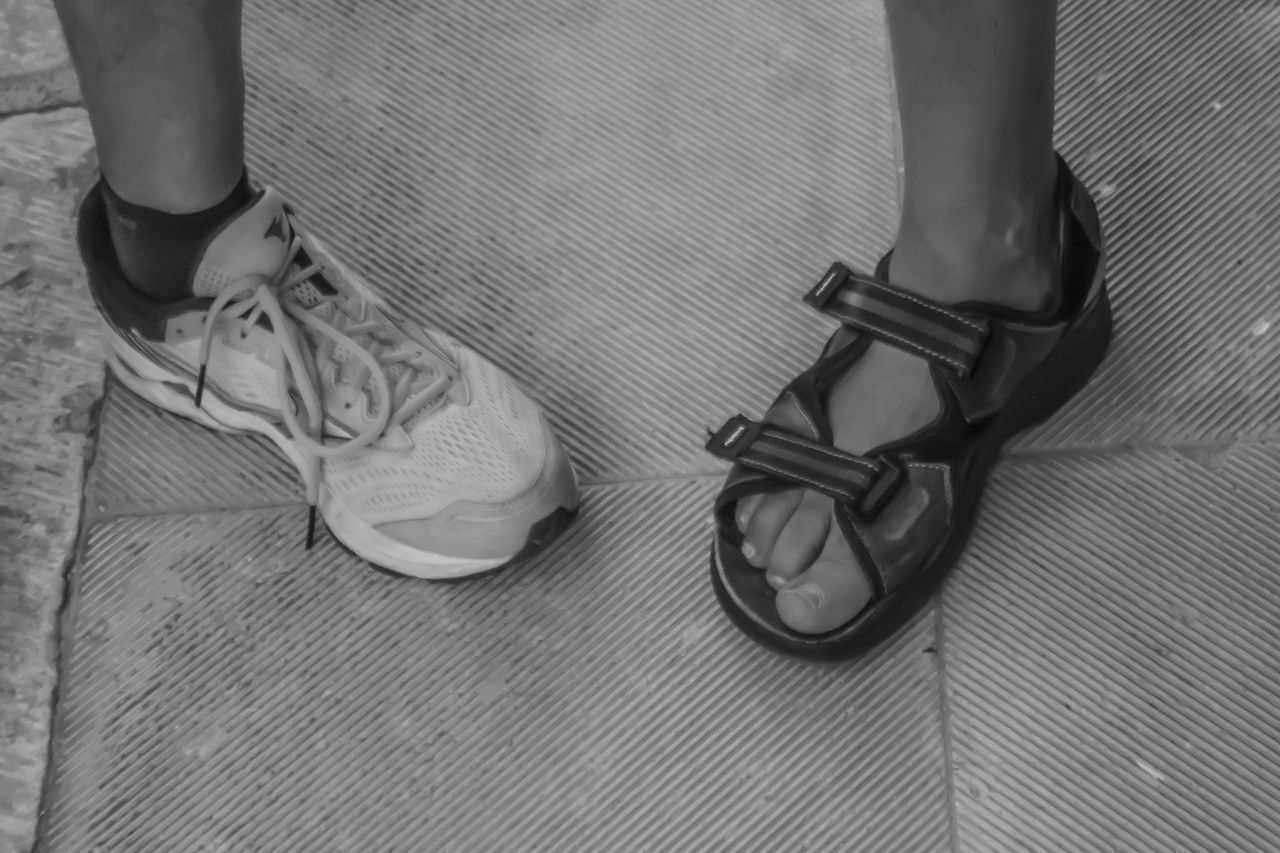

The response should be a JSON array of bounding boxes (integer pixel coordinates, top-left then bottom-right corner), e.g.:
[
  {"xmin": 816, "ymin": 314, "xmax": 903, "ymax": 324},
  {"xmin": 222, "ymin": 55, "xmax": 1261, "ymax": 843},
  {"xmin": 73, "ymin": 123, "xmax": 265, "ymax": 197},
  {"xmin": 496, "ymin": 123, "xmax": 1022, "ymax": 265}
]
[{"xmin": 144, "ymin": 187, "xmax": 552, "ymax": 521}]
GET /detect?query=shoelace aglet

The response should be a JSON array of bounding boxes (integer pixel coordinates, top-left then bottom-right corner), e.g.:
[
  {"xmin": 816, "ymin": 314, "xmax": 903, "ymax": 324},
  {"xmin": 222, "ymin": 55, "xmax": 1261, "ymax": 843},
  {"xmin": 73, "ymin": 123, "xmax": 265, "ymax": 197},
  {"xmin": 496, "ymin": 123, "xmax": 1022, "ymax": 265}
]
[
  {"xmin": 301, "ymin": 458, "xmax": 321, "ymax": 551},
  {"xmin": 305, "ymin": 504, "xmax": 317, "ymax": 550},
  {"xmin": 194, "ymin": 364, "xmax": 208, "ymax": 409}
]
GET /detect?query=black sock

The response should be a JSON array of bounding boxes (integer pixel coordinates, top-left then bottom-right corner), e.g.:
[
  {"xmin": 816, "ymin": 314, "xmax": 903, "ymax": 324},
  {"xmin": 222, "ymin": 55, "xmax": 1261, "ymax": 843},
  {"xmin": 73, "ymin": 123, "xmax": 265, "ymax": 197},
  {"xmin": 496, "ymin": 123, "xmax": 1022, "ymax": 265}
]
[{"xmin": 102, "ymin": 171, "xmax": 255, "ymax": 302}]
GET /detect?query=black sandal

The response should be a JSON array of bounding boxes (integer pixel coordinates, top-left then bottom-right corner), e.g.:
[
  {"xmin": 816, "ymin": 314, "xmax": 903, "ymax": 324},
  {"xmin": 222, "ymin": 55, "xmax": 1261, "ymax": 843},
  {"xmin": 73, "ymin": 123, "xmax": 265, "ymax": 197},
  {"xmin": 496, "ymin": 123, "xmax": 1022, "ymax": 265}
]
[{"xmin": 705, "ymin": 155, "xmax": 1114, "ymax": 660}]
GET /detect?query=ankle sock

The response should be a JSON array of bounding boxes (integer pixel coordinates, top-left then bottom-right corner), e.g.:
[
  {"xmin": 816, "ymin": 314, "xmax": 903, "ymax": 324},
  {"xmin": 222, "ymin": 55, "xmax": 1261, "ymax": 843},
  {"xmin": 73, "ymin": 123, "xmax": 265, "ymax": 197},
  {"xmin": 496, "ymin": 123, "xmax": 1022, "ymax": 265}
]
[{"xmin": 102, "ymin": 171, "xmax": 255, "ymax": 302}]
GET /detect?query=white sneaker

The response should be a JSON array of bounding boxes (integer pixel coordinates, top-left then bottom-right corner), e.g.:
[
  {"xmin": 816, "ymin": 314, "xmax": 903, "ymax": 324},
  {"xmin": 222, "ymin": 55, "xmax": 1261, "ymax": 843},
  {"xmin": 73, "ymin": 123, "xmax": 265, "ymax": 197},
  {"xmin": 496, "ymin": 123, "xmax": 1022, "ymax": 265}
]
[{"xmin": 80, "ymin": 181, "xmax": 579, "ymax": 578}]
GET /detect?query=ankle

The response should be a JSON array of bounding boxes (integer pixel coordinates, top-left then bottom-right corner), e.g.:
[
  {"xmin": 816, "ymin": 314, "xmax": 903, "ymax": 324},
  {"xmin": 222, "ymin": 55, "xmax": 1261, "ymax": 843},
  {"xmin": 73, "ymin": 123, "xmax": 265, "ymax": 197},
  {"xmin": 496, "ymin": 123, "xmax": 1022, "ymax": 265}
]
[
  {"xmin": 891, "ymin": 190, "xmax": 1059, "ymax": 311},
  {"xmin": 100, "ymin": 163, "xmax": 248, "ymax": 216}
]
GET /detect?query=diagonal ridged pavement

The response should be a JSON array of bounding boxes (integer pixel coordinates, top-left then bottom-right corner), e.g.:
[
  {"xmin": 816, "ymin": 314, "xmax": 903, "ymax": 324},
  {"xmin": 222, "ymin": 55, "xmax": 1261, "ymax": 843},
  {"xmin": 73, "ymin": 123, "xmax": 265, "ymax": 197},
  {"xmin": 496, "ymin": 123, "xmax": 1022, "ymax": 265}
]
[{"xmin": 3, "ymin": 0, "xmax": 1280, "ymax": 851}]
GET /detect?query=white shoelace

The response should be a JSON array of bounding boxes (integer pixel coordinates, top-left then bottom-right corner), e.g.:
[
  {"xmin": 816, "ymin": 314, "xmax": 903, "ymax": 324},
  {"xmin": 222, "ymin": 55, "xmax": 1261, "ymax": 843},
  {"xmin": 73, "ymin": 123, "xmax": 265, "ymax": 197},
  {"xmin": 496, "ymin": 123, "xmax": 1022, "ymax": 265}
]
[{"xmin": 192, "ymin": 225, "xmax": 457, "ymax": 544}]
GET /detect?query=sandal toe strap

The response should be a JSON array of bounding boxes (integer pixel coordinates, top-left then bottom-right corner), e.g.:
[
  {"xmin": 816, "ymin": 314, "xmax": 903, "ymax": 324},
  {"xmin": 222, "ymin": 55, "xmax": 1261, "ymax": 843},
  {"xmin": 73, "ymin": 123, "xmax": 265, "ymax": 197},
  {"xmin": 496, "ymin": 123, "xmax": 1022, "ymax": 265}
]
[
  {"xmin": 804, "ymin": 261, "xmax": 989, "ymax": 376},
  {"xmin": 706, "ymin": 414, "xmax": 906, "ymax": 519}
]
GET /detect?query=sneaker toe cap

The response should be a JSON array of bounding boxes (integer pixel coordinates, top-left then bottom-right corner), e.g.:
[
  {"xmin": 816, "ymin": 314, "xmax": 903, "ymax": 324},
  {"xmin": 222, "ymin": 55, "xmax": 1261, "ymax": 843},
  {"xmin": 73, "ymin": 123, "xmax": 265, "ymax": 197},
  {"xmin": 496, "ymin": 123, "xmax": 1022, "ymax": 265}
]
[{"xmin": 374, "ymin": 428, "xmax": 578, "ymax": 559}]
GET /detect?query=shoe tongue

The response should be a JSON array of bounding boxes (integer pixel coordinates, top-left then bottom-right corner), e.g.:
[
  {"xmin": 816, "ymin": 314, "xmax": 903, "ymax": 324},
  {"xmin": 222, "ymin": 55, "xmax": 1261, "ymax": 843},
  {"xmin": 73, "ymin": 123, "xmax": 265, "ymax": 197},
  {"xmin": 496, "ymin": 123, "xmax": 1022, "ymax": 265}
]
[{"xmin": 191, "ymin": 188, "xmax": 294, "ymax": 297}]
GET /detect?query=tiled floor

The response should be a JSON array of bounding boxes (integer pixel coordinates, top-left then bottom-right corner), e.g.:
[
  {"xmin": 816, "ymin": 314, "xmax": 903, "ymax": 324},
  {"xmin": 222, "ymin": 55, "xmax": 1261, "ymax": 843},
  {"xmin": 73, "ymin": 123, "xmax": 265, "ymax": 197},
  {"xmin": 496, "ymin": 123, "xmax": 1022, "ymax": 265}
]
[{"xmin": 4, "ymin": 1, "xmax": 1280, "ymax": 851}]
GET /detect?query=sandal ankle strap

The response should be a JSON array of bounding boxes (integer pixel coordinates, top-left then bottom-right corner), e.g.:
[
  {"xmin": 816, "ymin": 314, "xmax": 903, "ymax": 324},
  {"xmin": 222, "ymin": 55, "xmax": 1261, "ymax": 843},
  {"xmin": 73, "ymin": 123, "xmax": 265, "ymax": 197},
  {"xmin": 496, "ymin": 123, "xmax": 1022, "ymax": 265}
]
[{"xmin": 803, "ymin": 261, "xmax": 991, "ymax": 376}]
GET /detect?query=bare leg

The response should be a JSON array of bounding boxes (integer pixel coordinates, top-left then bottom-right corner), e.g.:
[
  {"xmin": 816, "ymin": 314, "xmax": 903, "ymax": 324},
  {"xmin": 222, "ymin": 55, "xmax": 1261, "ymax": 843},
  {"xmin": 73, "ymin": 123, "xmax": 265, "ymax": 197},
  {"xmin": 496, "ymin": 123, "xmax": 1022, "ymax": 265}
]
[
  {"xmin": 890, "ymin": 0, "xmax": 1059, "ymax": 308},
  {"xmin": 54, "ymin": 0, "xmax": 246, "ymax": 213},
  {"xmin": 740, "ymin": 0, "xmax": 1061, "ymax": 634}
]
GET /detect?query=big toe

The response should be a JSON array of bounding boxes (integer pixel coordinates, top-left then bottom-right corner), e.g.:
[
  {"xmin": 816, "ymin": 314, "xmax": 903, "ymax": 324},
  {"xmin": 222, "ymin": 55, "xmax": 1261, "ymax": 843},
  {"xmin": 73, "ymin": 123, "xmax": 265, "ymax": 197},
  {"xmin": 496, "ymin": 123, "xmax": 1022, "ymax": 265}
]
[{"xmin": 775, "ymin": 523, "xmax": 875, "ymax": 635}]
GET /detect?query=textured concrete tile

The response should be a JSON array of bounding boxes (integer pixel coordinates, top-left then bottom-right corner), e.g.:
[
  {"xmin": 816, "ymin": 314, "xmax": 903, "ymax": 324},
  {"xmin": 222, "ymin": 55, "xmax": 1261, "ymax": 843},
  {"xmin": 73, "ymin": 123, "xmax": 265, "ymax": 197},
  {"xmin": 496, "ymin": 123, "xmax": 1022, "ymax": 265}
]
[
  {"xmin": 87, "ymin": 378, "xmax": 303, "ymax": 520},
  {"xmin": 44, "ymin": 481, "xmax": 951, "ymax": 853},
  {"xmin": 0, "ymin": 109, "xmax": 98, "ymax": 853},
  {"xmin": 1015, "ymin": 0, "xmax": 1280, "ymax": 450},
  {"xmin": 944, "ymin": 445, "xmax": 1280, "ymax": 853},
  {"xmin": 0, "ymin": 0, "xmax": 79, "ymax": 115}
]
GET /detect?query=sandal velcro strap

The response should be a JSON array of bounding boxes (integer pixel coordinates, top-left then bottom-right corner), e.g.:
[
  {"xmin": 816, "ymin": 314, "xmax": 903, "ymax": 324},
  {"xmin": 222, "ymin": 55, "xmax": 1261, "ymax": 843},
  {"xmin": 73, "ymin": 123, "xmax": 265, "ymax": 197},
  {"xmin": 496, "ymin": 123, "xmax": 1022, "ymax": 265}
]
[
  {"xmin": 803, "ymin": 262, "xmax": 990, "ymax": 376},
  {"xmin": 706, "ymin": 414, "xmax": 906, "ymax": 519}
]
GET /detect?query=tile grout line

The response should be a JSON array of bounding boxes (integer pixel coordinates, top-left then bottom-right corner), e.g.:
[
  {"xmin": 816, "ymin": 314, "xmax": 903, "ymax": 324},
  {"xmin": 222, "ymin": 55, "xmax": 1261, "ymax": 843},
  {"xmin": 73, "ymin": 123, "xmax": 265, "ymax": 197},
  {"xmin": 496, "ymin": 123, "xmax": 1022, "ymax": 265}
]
[
  {"xmin": 1004, "ymin": 435, "xmax": 1280, "ymax": 461},
  {"xmin": 0, "ymin": 98, "xmax": 83, "ymax": 120},
  {"xmin": 81, "ymin": 472, "xmax": 734, "ymax": 524},
  {"xmin": 82, "ymin": 433, "xmax": 1280, "ymax": 524},
  {"xmin": 29, "ymin": 390, "xmax": 105, "ymax": 853},
  {"xmin": 0, "ymin": 63, "xmax": 84, "ymax": 120},
  {"xmin": 934, "ymin": 592, "xmax": 964, "ymax": 853}
]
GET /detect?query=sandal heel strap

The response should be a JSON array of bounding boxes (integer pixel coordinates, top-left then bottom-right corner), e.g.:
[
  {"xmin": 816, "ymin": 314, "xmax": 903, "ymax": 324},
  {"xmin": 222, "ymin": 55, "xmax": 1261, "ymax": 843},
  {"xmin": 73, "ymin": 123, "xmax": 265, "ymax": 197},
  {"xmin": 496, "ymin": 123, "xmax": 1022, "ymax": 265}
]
[{"xmin": 803, "ymin": 261, "xmax": 990, "ymax": 376}]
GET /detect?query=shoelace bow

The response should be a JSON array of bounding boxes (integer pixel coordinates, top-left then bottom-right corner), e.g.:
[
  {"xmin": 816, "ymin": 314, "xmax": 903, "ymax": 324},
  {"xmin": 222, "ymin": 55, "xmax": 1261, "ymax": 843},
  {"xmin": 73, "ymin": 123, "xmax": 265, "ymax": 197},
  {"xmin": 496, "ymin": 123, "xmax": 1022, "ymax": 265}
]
[{"xmin": 192, "ymin": 224, "xmax": 457, "ymax": 547}]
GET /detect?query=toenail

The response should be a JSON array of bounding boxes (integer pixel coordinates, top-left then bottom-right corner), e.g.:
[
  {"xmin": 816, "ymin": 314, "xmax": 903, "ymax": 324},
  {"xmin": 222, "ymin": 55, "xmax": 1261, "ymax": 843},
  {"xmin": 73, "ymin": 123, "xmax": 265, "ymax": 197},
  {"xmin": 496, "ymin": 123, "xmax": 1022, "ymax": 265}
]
[
  {"xmin": 741, "ymin": 542, "xmax": 757, "ymax": 562},
  {"xmin": 779, "ymin": 583, "xmax": 825, "ymax": 612},
  {"xmin": 765, "ymin": 573, "xmax": 787, "ymax": 590}
]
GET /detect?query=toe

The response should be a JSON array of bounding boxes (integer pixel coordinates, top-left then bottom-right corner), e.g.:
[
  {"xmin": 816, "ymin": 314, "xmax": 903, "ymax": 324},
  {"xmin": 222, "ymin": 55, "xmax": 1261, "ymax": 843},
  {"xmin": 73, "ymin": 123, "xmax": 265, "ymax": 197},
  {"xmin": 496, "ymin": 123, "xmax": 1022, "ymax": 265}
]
[
  {"xmin": 740, "ymin": 489, "xmax": 802, "ymax": 568},
  {"xmin": 763, "ymin": 490, "xmax": 831, "ymax": 588},
  {"xmin": 735, "ymin": 494, "xmax": 762, "ymax": 535},
  {"xmin": 775, "ymin": 521, "xmax": 875, "ymax": 635}
]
